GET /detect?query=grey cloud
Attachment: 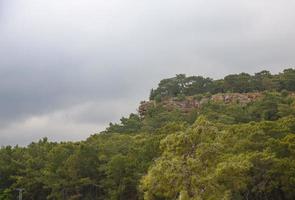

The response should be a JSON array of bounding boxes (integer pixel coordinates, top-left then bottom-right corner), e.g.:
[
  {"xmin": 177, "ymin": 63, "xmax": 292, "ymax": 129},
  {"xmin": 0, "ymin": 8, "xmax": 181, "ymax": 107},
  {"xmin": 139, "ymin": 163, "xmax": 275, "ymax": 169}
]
[{"xmin": 0, "ymin": 0, "xmax": 295, "ymax": 145}]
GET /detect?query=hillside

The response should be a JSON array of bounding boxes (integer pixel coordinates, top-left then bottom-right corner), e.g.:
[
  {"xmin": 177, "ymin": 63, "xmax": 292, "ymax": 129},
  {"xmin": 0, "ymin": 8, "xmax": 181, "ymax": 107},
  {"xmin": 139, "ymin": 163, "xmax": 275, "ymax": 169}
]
[{"xmin": 1, "ymin": 69, "xmax": 295, "ymax": 200}]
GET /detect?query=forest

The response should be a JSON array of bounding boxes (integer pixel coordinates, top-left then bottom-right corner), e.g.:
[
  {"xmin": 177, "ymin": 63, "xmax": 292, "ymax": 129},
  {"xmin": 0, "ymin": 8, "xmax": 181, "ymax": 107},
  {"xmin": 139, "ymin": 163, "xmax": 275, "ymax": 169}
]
[{"xmin": 1, "ymin": 68, "xmax": 295, "ymax": 200}]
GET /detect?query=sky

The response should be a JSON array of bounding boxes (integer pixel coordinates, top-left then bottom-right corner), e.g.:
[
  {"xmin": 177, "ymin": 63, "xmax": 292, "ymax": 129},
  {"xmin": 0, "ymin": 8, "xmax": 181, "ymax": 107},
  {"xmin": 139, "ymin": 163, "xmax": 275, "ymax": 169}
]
[{"xmin": 0, "ymin": 0, "xmax": 295, "ymax": 146}]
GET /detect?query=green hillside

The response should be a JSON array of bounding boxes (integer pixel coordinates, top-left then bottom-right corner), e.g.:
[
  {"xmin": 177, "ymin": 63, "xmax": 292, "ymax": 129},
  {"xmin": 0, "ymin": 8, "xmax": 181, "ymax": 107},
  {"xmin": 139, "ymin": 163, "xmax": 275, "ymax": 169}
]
[{"xmin": 1, "ymin": 69, "xmax": 295, "ymax": 200}]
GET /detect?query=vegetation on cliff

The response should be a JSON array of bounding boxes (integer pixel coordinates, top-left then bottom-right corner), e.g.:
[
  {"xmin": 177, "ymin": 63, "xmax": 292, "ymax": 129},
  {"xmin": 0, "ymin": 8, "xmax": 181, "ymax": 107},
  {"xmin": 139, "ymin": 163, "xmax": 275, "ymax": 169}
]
[
  {"xmin": 149, "ymin": 68, "xmax": 295, "ymax": 100},
  {"xmin": 1, "ymin": 69, "xmax": 295, "ymax": 200}
]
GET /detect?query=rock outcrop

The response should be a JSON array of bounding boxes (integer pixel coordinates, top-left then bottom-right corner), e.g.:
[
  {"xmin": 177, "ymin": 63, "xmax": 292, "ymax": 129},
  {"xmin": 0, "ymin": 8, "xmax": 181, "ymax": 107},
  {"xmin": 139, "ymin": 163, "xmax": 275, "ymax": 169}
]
[{"xmin": 138, "ymin": 92, "xmax": 263, "ymax": 117}]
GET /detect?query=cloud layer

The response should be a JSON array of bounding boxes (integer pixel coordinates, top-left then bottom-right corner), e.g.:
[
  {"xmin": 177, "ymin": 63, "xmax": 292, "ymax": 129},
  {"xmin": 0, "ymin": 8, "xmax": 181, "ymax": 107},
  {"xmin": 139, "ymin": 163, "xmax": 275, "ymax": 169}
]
[{"xmin": 1, "ymin": 0, "xmax": 295, "ymax": 145}]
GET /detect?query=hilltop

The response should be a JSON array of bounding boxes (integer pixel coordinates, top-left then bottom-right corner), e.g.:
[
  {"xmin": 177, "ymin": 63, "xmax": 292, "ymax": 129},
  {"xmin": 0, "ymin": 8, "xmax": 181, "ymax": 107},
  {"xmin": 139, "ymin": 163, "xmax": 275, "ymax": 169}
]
[
  {"xmin": 149, "ymin": 68, "xmax": 295, "ymax": 100},
  {"xmin": 1, "ymin": 68, "xmax": 295, "ymax": 200}
]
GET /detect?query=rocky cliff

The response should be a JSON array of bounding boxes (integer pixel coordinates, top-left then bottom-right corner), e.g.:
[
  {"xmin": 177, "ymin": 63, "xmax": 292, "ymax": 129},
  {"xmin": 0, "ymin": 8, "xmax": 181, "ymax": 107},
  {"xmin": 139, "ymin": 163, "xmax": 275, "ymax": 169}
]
[{"xmin": 138, "ymin": 92, "xmax": 264, "ymax": 117}]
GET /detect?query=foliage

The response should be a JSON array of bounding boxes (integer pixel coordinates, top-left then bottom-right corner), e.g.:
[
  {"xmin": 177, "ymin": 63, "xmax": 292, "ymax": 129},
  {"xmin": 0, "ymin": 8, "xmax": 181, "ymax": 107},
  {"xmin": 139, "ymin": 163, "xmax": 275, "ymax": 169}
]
[
  {"xmin": 1, "ymin": 68, "xmax": 295, "ymax": 199},
  {"xmin": 141, "ymin": 117, "xmax": 295, "ymax": 200},
  {"xmin": 150, "ymin": 68, "xmax": 295, "ymax": 100}
]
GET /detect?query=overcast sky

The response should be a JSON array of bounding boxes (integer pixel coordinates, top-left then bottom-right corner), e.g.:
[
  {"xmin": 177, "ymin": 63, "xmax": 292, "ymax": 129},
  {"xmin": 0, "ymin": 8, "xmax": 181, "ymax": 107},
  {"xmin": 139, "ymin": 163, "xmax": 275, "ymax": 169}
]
[{"xmin": 0, "ymin": 0, "xmax": 294, "ymax": 146}]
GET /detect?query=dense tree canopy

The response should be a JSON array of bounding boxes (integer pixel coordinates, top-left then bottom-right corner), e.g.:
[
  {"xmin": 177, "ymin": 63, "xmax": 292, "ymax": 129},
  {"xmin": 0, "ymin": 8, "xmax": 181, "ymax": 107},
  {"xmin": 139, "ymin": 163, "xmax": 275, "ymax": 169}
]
[
  {"xmin": 1, "ymin": 68, "xmax": 295, "ymax": 199},
  {"xmin": 141, "ymin": 117, "xmax": 295, "ymax": 200},
  {"xmin": 150, "ymin": 68, "xmax": 295, "ymax": 100}
]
